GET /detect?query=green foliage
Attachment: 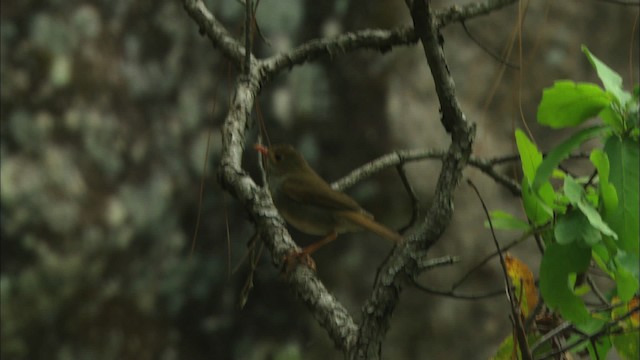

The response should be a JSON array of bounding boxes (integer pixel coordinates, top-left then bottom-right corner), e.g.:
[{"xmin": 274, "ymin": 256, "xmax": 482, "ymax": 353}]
[
  {"xmin": 539, "ymin": 243, "xmax": 594, "ymax": 327},
  {"xmin": 610, "ymin": 300, "xmax": 640, "ymax": 360},
  {"xmin": 603, "ymin": 136, "xmax": 640, "ymax": 255},
  {"xmin": 487, "ymin": 210, "xmax": 531, "ymax": 230},
  {"xmin": 494, "ymin": 46, "xmax": 639, "ymax": 359},
  {"xmin": 537, "ymin": 81, "xmax": 612, "ymax": 128},
  {"xmin": 532, "ymin": 125, "xmax": 606, "ymax": 191},
  {"xmin": 582, "ymin": 46, "xmax": 633, "ymax": 108},
  {"xmin": 515, "ymin": 129, "xmax": 554, "ymax": 225}
]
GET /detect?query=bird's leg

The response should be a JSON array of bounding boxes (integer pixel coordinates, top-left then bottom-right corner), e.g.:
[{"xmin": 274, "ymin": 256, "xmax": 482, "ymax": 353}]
[
  {"xmin": 301, "ymin": 231, "xmax": 339, "ymax": 255},
  {"xmin": 283, "ymin": 231, "xmax": 338, "ymax": 272}
]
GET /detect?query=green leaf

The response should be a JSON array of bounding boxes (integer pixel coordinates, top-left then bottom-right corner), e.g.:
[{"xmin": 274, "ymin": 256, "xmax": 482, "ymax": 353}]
[
  {"xmin": 576, "ymin": 201, "xmax": 618, "ymax": 239},
  {"xmin": 599, "ymin": 105, "xmax": 624, "ymax": 133},
  {"xmin": 592, "ymin": 243, "xmax": 615, "ymax": 277},
  {"xmin": 603, "ymin": 136, "xmax": 640, "ymax": 254},
  {"xmin": 515, "ymin": 129, "xmax": 542, "ymax": 182},
  {"xmin": 563, "ymin": 176, "xmax": 584, "ymax": 204},
  {"xmin": 565, "ymin": 175, "xmax": 619, "ymax": 239},
  {"xmin": 487, "ymin": 210, "xmax": 531, "ymax": 230},
  {"xmin": 615, "ymin": 251, "xmax": 640, "ymax": 301},
  {"xmin": 533, "ymin": 125, "xmax": 606, "ymax": 191},
  {"xmin": 522, "ymin": 180, "xmax": 553, "ymax": 225},
  {"xmin": 491, "ymin": 334, "xmax": 517, "ymax": 360},
  {"xmin": 590, "ymin": 149, "xmax": 610, "ymax": 183},
  {"xmin": 539, "ymin": 243, "xmax": 592, "ymax": 326},
  {"xmin": 615, "ymin": 266, "xmax": 639, "ymax": 302},
  {"xmin": 565, "ymin": 174, "xmax": 618, "ymax": 239},
  {"xmin": 615, "ymin": 251, "xmax": 640, "ymax": 278},
  {"xmin": 555, "ymin": 210, "xmax": 602, "ymax": 246},
  {"xmin": 611, "ymin": 298, "xmax": 640, "ymax": 360},
  {"xmin": 492, "ymin": 333, "xmax": 545, "ymax": 360},
  {"xmin": 582, "ymin": 46, "xmax": 632, "ymax": 105},
  {"xmin": 628, "ymin": 105, "xmax": 639, "ymax": 129},
  {"xmin": 551, "ymin": 168, "xmax": 566, "ymax": 179},
  {"xmin": 612, "ymin": 330, "xmax": 639, "ymax": 360},
  {"xmin": 587, "ymin": 336, "xmax": 612, "ymax": 360},
  {"xmin": 537, "ymin": 80, "xmax": 612, "ymax": 128},
  {"xmin": 590, "ymin": 149, "xmax": 618, "ymax": 213}
]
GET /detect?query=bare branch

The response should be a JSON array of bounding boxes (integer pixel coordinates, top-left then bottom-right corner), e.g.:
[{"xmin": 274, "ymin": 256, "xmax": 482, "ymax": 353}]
[
  {"xmin": 411, "ymin": 277, "xmax": 505, "ymax": 300},
  {"xmin": 215, "ymin": 74, "xmax": 359, "ymax": 351},
  {"xmin": 332, "ymin": 149, "xmax": 443, "ymax": 191},
  {"xmin": 534, "ymin": 306, "xmax": 640, "ymax": 359},
  {"xmin": 469, "ymin": 157, "xmax": 521, "ymax": 195},
  {"xmin": 182, "ymin": 0, "xmax": 519, "ymax": 357},
  {"xmin": 332, "ymin": 149, "xmax": 520, "ymax": 196},
  {"xmin": 435, "ymin": 0, "xmax": 518, "ymax": 27},
  {"xmin": 182, "ymin": 0, "xmax": 248, "ymax": 66},
  {"xmin": 350, "ymin": 1, "xmax": 476, "ymax": 357},
  {"xmin": 243, "ymin": 0, "xmax": 253, "ymax": 73},
  {"xmin": 260, "ymin": 0, "xmax": 518, "ymax": 77},
  {"xmin": 452, "ymin": 225, "xmax": 551, "ymax": 290},
  {"xmin": 396, "ymin": 164, "xmax": 420, "ymax": 233},
  {"xmin": 260, "ymin": 27, "xmax": 417, "ymax": 79},
  {"xmin": 468, "ymin": 180, "xmax": 532, "ymax": 360}
]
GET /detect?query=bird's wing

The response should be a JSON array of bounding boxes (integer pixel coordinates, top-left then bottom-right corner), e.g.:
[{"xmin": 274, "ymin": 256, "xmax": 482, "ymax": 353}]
[{"xmin": 281, "ymin": 174, "xmax": 362, "ymax": 212}]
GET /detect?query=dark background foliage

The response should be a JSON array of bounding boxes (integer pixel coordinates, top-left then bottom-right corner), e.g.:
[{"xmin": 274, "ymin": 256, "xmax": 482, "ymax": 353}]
[{"xmin": 1, "ymin": 0, "xmax": 637, "ymax": 359}]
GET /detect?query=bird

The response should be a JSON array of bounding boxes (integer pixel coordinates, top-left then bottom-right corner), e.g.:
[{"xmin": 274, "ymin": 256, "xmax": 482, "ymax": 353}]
[{"xmin": 255, "ymin": 143, "xmax": 403, "ymax": 270}]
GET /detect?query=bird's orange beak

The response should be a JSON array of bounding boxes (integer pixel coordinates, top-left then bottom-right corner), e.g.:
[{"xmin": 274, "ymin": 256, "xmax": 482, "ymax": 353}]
[{"xmin": 254, "ymin": 143, "xmax": 269, "ymax": 155}]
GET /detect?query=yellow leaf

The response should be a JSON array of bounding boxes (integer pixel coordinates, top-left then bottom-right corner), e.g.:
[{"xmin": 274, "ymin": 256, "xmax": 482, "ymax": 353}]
[{"xmin": 505, "ymin": 254, "xmax": 538, "ymax": 317}]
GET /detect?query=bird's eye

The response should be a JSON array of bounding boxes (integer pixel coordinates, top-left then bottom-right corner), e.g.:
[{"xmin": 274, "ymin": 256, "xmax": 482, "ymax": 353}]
[{"xmin": 274, "ymin": 153, "xmax": 283, "ymax": 162}]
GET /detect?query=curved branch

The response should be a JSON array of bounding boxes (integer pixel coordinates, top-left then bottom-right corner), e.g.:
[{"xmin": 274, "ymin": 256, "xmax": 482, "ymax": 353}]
[
  {"xmin": 217, "ymin": 78, "xmax": 359, "ymax": 350},
  {"xmin": 183, "ymin": 0, "xmax": 519, "ymax": 357},
  {"xmin": 183, "ymin": 0, "xmax": 249, "ymax": 66},
  {"xmin": 351, "ymin": 1, "xmax": 476, "ymax": 357},
  {"xmin": 260, "ymin": 0, "xmax": 517, "ymax": 77},
  {"xmin": 435, "ymin": 0, "xmax": 518, "ymax": 28},
  {"xmin": 332, "ymin": 149, "xmax": 520, "ymax": 196},
  {"xmin": 260, "ymin": 27, "xmax": 417, "ymax": 79}
]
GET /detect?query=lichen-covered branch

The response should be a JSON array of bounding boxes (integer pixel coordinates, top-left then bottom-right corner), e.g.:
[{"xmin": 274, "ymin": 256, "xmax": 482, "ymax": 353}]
[
  {"xmin": 435, "ymin": 0, "xmax": 518, "ymax": 28},
  {"xmin": 332, "ymin": 149, "xmax": 520, "ymax": 196},
  {"xmin": 350, "ymin": 0, "xmax": 476, "ymax": 357},
  {"xmin": 181, "ymin": 0, "xmax": 516, "ymax": 357},
  {"xmin": 182, "ymin": 0, "xmax": 248, "ymax": 65},
  {"xmin": 260, "ymin": 27, "xmax": 417, "ymax": 79}
]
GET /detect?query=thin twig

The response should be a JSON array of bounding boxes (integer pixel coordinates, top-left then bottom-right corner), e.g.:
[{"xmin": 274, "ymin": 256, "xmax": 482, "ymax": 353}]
[
  {"xmin": 182, "ymin": 0, "xmax": 246, "ymax": 65},
  {"xmin": 534, "ymin": 306, "xmax": 640, "ymax": 359},
  {"xmin": 435, "ymin": 0, "xmax": 518, "ymax": 27},
  {"xmin": 451, "ymin": 224, "xmax": 550, "ymax": 291},
  {"xmin": 586, "ymin": 275, "xmax": 610, "ymax": 307},
  {"xmin": 411, "ymin": 277, "xmax": 505, "ymax": 299},
  {"xmin": 395, "ymin": 164, "xmax": 420, "ymax": 233},
  {"xmin": 332, "ymin": 149, "xmax": 521, "ymax": 196},
  {"xmin": 529, "ymin": 321, "xmax": 572, "ymax": 354},
  {"xmin": 524, "ymin": 295, "xmax": 545, "ymax": 332},
  {"xmin": 468, "ymin": 179, "xmax": 532, "ymax": 360},
  {"xmin": 461, "ymin": 21, "xmax": 519, "ymax": 69},
  {"xmin": 243, "ymin": 0, "xmax": 252, "ymax": 73}
]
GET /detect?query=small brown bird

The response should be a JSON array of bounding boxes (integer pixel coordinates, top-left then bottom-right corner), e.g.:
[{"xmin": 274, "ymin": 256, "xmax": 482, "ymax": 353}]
[{"xmin": 255, "ymin": 143, "xmax": 402, "ymax": 270}]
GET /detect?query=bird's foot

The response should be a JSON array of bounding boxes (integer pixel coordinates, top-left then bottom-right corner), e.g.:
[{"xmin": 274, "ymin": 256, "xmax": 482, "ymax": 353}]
[{"xmin": 282, "ymin": 250, "xmax": 316, "ymax": 273}]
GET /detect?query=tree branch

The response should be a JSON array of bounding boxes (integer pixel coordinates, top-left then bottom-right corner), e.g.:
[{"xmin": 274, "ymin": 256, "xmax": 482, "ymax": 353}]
[
  {"xmin": 331, "ymin": 149, "xmax": 521, "ymax": 196},
  {"xmin": 468, "ymin": 180, "xmax": 532, "ymax": 360},
  {"xmin": 183, "ymin": 0, "xmax": 249, "ymax": 66},
  {"xmin": 182, "ymin": 0, "xmax": 518, "ymax": 357},
  {"xmin": 350, "ymin": 1, "xmax": 476, "ymax": 357},
  {"xmin": 435, "ymin": 0, "xmax": 518, "ymax": 28},
  {"xmin": 260, "ymin": 27, "xmax": 417, "ymax": 78}
]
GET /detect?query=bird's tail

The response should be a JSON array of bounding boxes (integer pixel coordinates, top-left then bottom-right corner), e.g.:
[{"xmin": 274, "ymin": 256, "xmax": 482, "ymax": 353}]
[{"xmin": 338, "ymin": 211, "xmax": 404, "ymax": 243}]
